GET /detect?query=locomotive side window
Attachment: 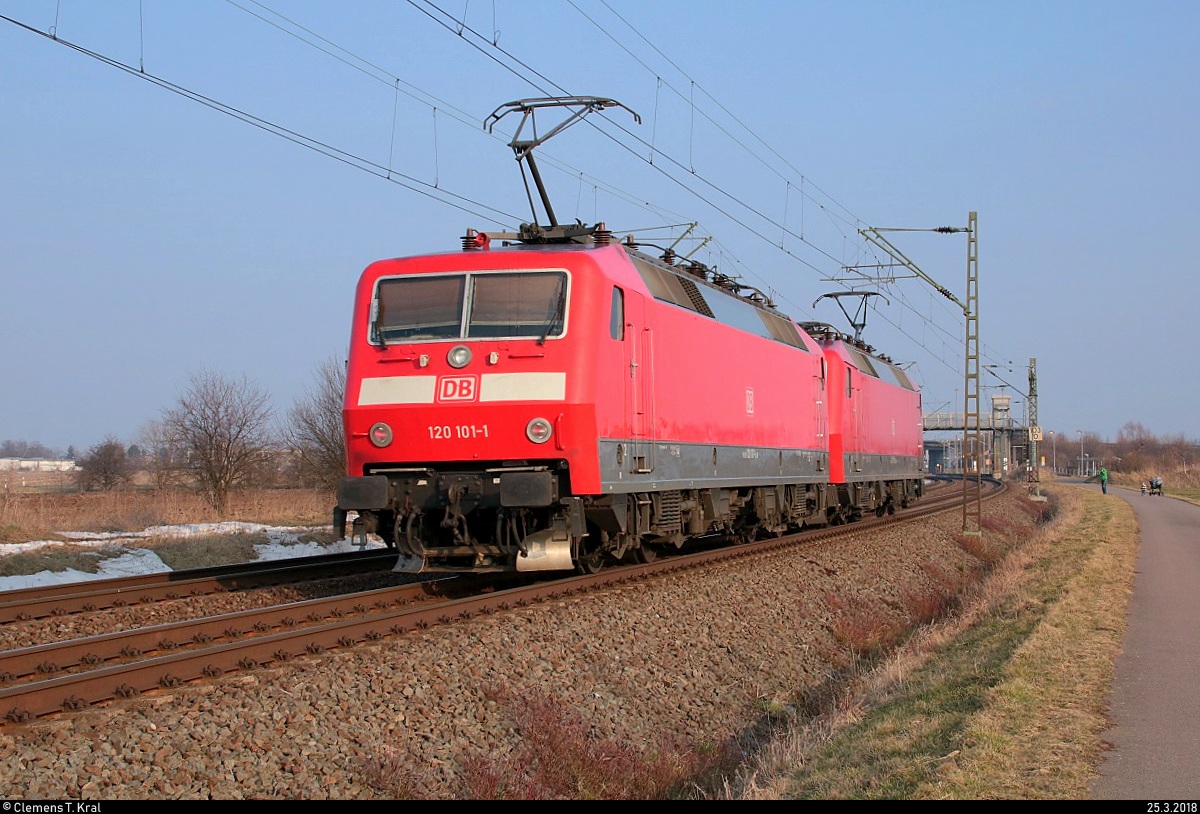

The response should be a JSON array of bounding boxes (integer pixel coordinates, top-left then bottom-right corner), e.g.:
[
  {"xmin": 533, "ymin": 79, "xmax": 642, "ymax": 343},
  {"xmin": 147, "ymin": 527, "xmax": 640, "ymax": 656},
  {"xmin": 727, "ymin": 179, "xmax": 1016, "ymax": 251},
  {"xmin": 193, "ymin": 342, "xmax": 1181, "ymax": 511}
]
[
  {"xmin": 371, "ymin": 271, "xmax": 567, "ymax": 344},
  {"xmin": 883, "ymin": 363, "xmax": 917, "ymax": 391},
  {"xmin": 610, "ymin": 287, "xmax": 625, "ymax": 340},
  {"xmin": 847, "ymin": 347, "xmax": 881, "ymax": 378},
  {"xmin": 758, "ymin": 312, "xmax": 809, "ymax": 351},
  {"xmin": 631, "ymin": 253, "xmax": 807, "ymax": 351},
  {"xmin": 706, "ymin": 294, "xmax": 775, "ymax": 342}
]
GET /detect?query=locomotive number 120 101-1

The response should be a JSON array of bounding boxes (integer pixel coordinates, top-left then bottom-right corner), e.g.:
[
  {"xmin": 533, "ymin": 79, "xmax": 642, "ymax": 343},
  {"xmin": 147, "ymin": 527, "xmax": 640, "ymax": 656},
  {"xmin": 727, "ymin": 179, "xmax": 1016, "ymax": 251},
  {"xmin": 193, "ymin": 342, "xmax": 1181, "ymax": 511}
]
[{"xmin": 428, "ymin": 424, "xmax": 490, "ymax": 440}]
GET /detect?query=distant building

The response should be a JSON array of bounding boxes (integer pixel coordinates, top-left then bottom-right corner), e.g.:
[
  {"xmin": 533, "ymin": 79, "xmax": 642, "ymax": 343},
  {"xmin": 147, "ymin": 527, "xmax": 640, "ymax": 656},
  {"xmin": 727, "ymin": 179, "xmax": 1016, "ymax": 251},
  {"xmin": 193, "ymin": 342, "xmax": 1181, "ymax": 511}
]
[{"xmin": 0, "ymin": 458, "xmax": 78, "ymax": 472}]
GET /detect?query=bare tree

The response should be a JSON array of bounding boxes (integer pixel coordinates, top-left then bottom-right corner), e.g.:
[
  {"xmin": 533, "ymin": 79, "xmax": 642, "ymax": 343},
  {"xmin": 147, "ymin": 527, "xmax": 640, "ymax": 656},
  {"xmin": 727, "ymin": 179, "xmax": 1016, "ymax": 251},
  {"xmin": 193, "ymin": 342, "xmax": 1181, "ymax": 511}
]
[
  {"xmin": 283, "ymin": 356, "xmax": 347, "ymax": 491},
  {"xmin": 0, "ymin": 439, "xmax": 60, "ymax": 459},
  {"xmin": 161, "ymin": 369, "xmax": 275, "ymax": 515},
  {"xmin": 138, "ymin": 419, "xmax": 188, "ymax": 490},
  {"xmin": 76, "ymin": 436, "xmax": 132, "ymax": 491}
]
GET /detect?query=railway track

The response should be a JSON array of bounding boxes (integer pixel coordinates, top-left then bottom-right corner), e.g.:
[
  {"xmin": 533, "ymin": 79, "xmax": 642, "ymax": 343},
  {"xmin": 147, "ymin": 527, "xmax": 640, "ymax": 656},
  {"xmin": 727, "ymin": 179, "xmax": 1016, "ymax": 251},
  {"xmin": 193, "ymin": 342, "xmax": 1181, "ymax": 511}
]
[
  {"xmin": 0, "ymin": 548, "xmax": 400, "ymax": 623},
  {"xmin": 0, "ymin": 479, "xmax": 999, "ymax": 724}
]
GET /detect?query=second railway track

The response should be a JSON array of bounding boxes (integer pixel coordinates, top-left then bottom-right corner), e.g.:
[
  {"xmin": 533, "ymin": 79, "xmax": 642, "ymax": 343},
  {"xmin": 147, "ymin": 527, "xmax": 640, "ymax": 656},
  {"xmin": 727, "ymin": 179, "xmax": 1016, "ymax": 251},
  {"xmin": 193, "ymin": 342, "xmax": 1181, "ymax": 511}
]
[{"xmin": 0, "ymin": 548, "xmax": 402, "ymax": 623}]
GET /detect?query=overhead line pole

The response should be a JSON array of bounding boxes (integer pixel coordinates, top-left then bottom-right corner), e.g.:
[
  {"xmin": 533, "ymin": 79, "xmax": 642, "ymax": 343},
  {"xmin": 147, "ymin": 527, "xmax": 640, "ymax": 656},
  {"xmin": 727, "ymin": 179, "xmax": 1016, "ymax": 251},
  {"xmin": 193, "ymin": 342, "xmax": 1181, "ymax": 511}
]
[
  {"xmin": 1027, "ymin": 357, "xmax": 1039, "ymax": 472},
  {"xmin": 980, "ymin": 357, "xmax": 1041, "ymax": 500},
  {"xmin": 860, "ymin": 212, "xmax": 981, "ymax": 535}
]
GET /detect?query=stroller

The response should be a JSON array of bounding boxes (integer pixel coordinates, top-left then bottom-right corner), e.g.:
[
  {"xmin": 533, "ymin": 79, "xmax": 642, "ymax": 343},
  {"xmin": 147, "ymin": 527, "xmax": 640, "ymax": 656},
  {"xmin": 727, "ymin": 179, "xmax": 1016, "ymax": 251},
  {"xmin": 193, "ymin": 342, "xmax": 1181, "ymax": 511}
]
[{"xmin": 1149, "ymin": 476, "xmax": 1164, "ymax": 496}]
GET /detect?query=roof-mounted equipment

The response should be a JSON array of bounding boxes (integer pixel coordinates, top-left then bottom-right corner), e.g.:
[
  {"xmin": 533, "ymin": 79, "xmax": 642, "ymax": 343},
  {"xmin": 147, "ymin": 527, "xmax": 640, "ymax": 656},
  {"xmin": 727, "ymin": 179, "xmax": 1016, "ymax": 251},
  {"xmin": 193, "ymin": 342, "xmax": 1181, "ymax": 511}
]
[{"xmin": 483, "ymin": 96, "xmax": 640, "ymax": 244}]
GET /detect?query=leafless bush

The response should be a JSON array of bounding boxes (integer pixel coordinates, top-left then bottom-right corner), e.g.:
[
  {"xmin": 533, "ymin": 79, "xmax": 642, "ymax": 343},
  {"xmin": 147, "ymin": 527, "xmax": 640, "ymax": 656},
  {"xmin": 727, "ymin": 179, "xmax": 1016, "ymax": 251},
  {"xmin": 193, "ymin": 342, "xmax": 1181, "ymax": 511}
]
[
  {"xmin": 460, "ymin": 684, "xmax": 736, "ymax": 799},
  {"xmin": 282, "ymin": 356, "xmax": 347, "ymax": 491},
  {"xmin": 76, "ymin": 436, "xmax": 132, "ymax": 492},
  {"xmin": 356, "ymin": 745, "xmax": 423, "ymax": 799},
  {"xmin": 160, "ymin": 368, "xmax": 276, "ymax": 516},
  {"xmin": 819, "ymin": 589, "xmax": 906, "ymax": 658},
  {"xmin": 921, "ymin": 559, "xmax": 970, "ymax": 599},
  {"xmin": 1015, "ymin": 493, "xmax": 1054, "ymax": 522},
  {"xmin": 901, "ymin": 582, "xmax": 955, "ymax": 625},
  {"xmin": 980, "ymin": 515, "xmax": 1033, "ymax": 538}
]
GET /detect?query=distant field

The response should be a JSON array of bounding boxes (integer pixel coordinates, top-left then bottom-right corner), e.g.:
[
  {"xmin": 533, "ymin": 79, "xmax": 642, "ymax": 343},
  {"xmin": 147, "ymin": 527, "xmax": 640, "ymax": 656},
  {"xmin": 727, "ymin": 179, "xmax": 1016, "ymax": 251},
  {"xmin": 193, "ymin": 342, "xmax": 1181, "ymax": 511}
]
[
  {"xmin": 0, "ymin": 485, "xmax": 335, "ymax": 544},
  {"xmin": 0, "ymin": 469, "xmax": 78, "ymax": 494}
]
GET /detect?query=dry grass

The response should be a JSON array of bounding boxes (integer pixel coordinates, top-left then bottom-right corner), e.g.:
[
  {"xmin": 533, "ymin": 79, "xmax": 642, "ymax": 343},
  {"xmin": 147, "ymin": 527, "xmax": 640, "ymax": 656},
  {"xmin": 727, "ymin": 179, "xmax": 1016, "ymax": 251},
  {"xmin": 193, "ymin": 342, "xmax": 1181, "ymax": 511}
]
[
  {"xmin": 826, "ymin": 590, "xmax": 909, "ymax": 659},
  {"xmin": 358, "ymin": 683, "xmax": 744, "ymax": 800},
  {"xmin": 0, "ymin": 486, "xmax": 338, "ymax": 575},
  {"xmin": 955, "ymin": 530, "xmax": 1003, "ymax": 563},
  {"xmin": 0, "ymin": 486, "xmax": 335, "ymax": 545},
  {"xmin": 917, "ymin": 488, "xmax": 1135, "ymax": 798},
  {"xmin": 715, "ymin": 485, "xmax": 1134, "ymax": 800}
]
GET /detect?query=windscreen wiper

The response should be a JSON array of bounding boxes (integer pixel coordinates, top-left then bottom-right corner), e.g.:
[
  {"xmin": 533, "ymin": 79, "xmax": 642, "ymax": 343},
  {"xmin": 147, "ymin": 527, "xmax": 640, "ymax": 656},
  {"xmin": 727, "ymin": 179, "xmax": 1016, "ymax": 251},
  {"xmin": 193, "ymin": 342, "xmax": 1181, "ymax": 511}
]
[
  {"xmin": 370, "ymin": 297, "xmax": 390, "ymax": 347},
  {"xmin": 538, "ymin": 282, "xmax": 566, "ymax": 345}
]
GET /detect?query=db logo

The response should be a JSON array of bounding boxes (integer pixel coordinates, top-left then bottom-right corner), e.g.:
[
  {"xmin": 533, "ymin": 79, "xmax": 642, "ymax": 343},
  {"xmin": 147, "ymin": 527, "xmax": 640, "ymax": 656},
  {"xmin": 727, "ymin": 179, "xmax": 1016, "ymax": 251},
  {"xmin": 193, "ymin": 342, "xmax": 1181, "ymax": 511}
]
[{"xmin": 437, "ymin": 375, "xmax": 478, "ymax": 402}]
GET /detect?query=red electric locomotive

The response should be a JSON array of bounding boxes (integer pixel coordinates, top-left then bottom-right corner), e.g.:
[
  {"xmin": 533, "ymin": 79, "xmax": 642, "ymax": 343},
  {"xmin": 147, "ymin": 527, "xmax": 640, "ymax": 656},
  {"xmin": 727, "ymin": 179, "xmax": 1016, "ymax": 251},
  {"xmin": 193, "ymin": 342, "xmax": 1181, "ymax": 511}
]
[
  {"xmin": 331, "ymin": 96, "xmax": 925, "ymax": 574},
  {"xmin": 801, "ymin": 322, "xmax": 925, "ymax": 519},
  {"xmin": 334, "ymin": 223, "xmax": 845, "ymax": 573}
]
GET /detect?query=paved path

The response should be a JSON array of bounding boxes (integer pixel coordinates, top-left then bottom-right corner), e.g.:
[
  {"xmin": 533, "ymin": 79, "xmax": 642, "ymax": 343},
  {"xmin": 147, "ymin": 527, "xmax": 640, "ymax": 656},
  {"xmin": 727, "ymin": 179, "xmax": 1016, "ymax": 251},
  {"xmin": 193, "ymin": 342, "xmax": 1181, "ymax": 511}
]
[{"xmin": 1089, "ymin": 484, "xmax": 1200, "ymax": 799}]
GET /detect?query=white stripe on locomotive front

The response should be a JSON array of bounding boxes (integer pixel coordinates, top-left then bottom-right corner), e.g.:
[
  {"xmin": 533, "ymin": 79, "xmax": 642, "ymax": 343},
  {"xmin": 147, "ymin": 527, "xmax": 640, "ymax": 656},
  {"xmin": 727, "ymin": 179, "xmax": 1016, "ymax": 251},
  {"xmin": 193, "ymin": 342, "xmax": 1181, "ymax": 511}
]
[{"xmin": 357, "ymin": 372, "xmax": 566, "ymax": 405}]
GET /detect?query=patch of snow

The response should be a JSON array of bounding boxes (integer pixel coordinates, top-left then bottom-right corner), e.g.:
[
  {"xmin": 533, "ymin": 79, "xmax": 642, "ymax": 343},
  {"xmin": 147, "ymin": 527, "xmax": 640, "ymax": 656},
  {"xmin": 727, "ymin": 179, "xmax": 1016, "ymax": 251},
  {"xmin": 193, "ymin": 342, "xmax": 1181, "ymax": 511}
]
[{"xmin": 0, "ymin": 522, "xmax": 389, "ymax": 593}]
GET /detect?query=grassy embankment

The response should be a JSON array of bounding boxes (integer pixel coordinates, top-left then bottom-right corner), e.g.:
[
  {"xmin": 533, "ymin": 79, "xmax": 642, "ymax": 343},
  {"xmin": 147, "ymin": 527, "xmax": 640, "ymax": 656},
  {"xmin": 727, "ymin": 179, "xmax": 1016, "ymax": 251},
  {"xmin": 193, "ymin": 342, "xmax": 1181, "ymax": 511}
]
[{"xmin": 720, "ymin": 483, "xmax": 1138, "ymax": 799}]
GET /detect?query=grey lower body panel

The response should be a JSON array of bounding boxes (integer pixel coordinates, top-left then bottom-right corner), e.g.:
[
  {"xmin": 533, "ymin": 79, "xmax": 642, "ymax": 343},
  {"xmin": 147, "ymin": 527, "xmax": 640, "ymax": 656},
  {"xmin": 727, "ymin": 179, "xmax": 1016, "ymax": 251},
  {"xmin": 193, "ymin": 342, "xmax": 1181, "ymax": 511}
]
[
  {"xmin": 842, "ymin": 453, "xmax": 926, "ymax": 481},
  {"xmin": 598, "ymin": 438, "xmax": 830, "ymax": 494}
]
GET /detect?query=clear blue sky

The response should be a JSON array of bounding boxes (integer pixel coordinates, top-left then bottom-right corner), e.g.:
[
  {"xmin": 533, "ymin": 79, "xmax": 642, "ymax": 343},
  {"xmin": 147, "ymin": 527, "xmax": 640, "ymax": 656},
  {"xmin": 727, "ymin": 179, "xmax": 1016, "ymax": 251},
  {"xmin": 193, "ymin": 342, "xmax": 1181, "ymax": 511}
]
[{"xmin": 2, "ymin": 0, "xmax": 1197, "ymax": 455}]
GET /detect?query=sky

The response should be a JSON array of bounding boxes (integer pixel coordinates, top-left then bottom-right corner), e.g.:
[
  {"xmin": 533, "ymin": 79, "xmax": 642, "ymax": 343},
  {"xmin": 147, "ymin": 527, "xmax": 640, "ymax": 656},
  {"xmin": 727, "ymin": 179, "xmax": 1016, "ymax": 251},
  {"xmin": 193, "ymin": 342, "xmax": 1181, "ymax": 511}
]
[{"xmin": 2, "ymin": 0, "xmax": 1198, "ymax": 455}]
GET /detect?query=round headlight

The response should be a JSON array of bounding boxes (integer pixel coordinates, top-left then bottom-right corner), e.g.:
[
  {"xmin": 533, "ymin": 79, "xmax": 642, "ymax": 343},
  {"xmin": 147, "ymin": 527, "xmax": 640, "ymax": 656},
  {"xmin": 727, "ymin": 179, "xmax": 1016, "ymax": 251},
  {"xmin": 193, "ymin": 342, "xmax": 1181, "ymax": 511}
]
[
  {"xmin": 526, "ymin": 417, "xmax": 552, "ymax": 444},
  {"xmin": 447, "ymin": 345, "xmax": 472, "ymax": 369},
  {"xmin": 369, "ymin": 422, "xmax": 393, "ymax": 447}
]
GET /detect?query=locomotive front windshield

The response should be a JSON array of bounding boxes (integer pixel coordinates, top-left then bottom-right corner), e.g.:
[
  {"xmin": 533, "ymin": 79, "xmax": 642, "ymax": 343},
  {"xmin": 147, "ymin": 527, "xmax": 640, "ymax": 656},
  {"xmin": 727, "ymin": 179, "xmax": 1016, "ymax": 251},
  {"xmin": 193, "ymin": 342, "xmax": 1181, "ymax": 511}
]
[{"xmin": 371, "ymin": 270, "xmax": 567, "ymax": 344}]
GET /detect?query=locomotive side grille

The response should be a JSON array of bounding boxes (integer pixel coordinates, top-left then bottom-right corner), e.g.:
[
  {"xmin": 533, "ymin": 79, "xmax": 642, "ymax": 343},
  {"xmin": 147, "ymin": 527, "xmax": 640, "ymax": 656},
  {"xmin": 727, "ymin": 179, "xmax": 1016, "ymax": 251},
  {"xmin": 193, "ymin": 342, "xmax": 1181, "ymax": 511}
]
[{"xmin": 676, "ymin": 276, "xmax": 716, "ymax": 318}]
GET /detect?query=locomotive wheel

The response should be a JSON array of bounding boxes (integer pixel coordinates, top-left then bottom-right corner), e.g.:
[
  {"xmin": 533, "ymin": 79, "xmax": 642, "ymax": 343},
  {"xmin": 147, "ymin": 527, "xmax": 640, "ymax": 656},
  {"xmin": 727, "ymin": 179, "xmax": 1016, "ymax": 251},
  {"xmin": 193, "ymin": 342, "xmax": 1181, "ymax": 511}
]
[
  {"xmin": 575, "ymin": 548, "xmax": 605, "ymax": 575},
  {"xmin": 875, "ymin": 506, "xmax": 886, "ymax": 518},
  {"xmin": 574, "ymin": 527, "xmax": 607, "ymax": 574},
  {"xmin": 633, "ymin": 544, "xmax": 657, "ymax": 564}
]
